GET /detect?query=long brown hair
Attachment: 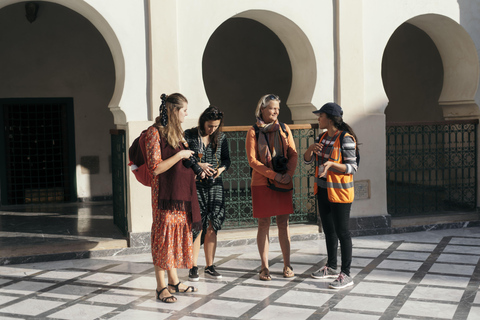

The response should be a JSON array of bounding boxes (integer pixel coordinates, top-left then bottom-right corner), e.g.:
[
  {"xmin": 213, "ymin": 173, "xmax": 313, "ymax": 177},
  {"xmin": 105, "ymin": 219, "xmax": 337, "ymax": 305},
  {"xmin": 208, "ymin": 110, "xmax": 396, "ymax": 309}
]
[
  {"xmin": 327, "ymin": 114, "xmax": 360, "ymax": 152},
  {"xmin": 154, "ymin": 93, "xmax": 188, "ymax": 149},
  {"xmin": 196, "ymin": 105, "xmax": 224, "ymax": 151}
]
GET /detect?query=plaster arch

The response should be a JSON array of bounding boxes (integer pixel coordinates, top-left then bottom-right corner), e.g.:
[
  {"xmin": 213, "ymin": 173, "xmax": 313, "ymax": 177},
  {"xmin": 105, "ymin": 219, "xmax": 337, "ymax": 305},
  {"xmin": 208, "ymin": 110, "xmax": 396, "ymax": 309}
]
[
  {"xmin": 404, "ymin": 14, "xmax": 479, "ymax": 119},
  {"xmin": 230, "ymin": 10, "xmax": 317, "ymax": 123},
  {"xmin": 0, "ymin": 0, "xmax": 126, "ymax": 125}
]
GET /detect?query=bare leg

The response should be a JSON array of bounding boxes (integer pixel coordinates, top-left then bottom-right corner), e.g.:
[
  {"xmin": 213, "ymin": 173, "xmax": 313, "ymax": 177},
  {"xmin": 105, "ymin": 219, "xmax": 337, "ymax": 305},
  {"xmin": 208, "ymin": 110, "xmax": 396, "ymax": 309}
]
[
  {"xmin": 276, "ymin": 214, "xmax": 291, "ymax": 267},
  {"xmin": 204, "ymin": 221, "xmax": 216, "ymax": 267},
  {"xmin": 155, "ymin": 266, "xmax": 174, "ymax": 300},
  {"xmin": 167, "ymin": 268, "xmax": 179, "ymax": 286},
  {"xmin": 166, "ymin": 268, "xmax": 195, "ymax": 292},
  {"xmin": 192, "ymin": 230, "xmax": 202, "ymax": 267},
  {"xmin": 257, "ymin": 217, "xmax": 271, "ymax": 269}
]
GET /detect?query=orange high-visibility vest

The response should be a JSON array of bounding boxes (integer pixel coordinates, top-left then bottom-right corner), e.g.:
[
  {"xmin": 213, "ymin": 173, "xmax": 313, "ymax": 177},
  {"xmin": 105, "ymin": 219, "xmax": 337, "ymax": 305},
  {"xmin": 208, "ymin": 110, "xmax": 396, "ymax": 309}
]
[{"xmin": 314, "ymin": 131, "xmax": 355, "ymax": 203}]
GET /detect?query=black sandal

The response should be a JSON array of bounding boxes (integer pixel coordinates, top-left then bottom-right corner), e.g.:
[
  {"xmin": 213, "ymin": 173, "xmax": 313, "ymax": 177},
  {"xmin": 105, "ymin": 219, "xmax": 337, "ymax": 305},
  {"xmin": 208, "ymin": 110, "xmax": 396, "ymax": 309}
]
[
  {"xmin": 168, "ymin": 281, "xmax": 197, "ymax": 293},
  {"xmin": 156, "ymin": 287, "xmax": 177, "ymax": 303}
]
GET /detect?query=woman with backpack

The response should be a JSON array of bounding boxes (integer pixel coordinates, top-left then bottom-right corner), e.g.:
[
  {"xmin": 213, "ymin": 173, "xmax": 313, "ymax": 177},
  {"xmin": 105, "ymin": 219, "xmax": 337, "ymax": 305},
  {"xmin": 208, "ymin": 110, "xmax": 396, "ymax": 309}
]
[
  {"xmin": 184, "ymin": 106, "xmax": 231, "ymax": 281},
  {"xmin": 246, "ymin": 94, "xmax": 298, "ymax": 281},
  {"xmin": 304, "ymin": 102, "xmax": 359, "ymax": 289},
  {"xmin": 146, "ymin": 93, "xmax": 202, "ymax": 303}
]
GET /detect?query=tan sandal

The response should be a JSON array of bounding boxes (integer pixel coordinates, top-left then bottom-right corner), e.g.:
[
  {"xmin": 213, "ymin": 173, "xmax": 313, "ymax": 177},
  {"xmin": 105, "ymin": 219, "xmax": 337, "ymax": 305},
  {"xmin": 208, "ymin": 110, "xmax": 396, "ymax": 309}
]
[
  {"xmin": 259, "ymin": 268, "xmax": 271, "ymax": 281},
  {"xmin": 283, "ymin": 265, "xmax": 294, "ymax": 278}
]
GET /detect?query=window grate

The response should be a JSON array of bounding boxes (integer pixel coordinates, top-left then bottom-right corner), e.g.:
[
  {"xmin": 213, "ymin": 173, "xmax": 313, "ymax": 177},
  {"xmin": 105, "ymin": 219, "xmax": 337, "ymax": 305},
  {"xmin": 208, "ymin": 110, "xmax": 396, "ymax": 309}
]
[
  {"xmin": 1, "ymin": 99, "xmax": 75, "ymax": 205},
  {"xmin": 386, "ymin": 120, "xmax": 478, "ymax": 216}
]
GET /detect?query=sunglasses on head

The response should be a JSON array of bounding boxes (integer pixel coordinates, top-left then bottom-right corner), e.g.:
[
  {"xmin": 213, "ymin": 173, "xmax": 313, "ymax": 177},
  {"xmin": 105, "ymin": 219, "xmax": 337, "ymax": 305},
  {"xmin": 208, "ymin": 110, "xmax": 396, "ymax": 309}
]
[
  {"xmin": 206, "ymin": 110, "xmax": 223, "ymax": 120},
  {"xmin": 264, "ymin": 94, "xmax": 279, "ymax": 105}
]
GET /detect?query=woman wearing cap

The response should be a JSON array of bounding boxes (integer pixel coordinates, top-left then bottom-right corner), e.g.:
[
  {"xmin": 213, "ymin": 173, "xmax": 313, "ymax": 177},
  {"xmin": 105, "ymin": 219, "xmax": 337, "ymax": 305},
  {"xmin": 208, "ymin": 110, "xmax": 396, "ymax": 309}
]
[
  {"xmin": 304, "ymin": 102, "xmax": 359, "ymax": 289},
  {"xmin": 246, "ymin": 94, "xmax": 298, "ymax": 281},
  {"xmin": 184, "ymin": 106, "xmax": 231, "ymax": 281},
  {"xmin": 146, "ymin": 93, "xmax": 202, "ymax": 303}
]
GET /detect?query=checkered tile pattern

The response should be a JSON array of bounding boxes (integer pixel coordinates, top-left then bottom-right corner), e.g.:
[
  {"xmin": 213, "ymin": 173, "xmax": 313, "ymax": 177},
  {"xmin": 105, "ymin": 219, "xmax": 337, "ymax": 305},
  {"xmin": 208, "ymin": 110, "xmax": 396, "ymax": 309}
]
[{"xmin": 0, "ymin": 228, "xmax": 479, "ymax": 319}]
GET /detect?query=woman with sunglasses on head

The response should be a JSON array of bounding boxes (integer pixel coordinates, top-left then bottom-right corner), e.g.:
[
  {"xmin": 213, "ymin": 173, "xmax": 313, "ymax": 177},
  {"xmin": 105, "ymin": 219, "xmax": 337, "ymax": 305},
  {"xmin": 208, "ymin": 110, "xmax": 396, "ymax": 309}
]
[
  {"xmin": 184, "ymin": 106, "xmax": 231, "ymax": 281},
  {"xmin": 146, "ymin": 93, "xmax": 202, "ymax": 303},
  {"xmin": 246, "ymin": 94, "xmax": 298, "ymax": 281},
  {"xmin": 304, "ymin": 102, "xmax": 358, "ymax": 289}
]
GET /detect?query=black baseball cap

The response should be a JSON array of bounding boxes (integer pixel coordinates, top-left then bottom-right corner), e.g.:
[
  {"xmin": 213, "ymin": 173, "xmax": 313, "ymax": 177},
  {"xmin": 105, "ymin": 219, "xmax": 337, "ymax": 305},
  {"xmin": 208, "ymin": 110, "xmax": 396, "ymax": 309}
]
[{"xmin": 313, "ymin": 102, "xmax": 343, "ymax": 117}]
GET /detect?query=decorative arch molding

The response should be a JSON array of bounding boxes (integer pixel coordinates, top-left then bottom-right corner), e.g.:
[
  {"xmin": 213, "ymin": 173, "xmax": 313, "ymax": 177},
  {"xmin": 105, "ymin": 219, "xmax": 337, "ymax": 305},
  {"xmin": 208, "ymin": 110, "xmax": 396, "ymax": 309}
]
[
  {"xmin": 233, "ymin": 10, "xmax": 317, "ymax": 123},
  {"xmin": 0, "ymin": 0, "xmax": 126, "ymax": 125},
  {"xmin": 407, "ymin": 14, "xmax": 480, "ymax": 120}
]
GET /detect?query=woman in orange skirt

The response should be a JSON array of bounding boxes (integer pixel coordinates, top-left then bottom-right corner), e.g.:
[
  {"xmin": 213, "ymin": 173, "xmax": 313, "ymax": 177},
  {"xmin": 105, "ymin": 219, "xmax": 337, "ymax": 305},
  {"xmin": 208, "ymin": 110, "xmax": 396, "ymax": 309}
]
[
  {"xmin": 146, "ymin": 93, "xmax": 202, "ymax": 303},
  {"xmin": 245, "ymin": 94, "xmax": 298, "ymax": 281}
]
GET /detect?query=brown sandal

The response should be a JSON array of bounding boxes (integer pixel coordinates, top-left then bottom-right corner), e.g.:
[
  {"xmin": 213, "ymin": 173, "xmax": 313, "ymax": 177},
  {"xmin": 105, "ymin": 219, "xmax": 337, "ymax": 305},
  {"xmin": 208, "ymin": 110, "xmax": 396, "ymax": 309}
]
[
  {"xmin": 283, "ymin": 265, "xmax": 294, "ymax": 278},
  {"xmin": 259, "ymin": 268, "xmax": 271, "ymax": 281}
]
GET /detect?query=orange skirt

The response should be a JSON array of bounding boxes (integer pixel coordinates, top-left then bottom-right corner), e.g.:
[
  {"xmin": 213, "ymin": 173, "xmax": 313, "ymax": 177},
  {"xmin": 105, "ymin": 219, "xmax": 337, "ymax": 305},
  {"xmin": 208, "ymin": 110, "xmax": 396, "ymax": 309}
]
[
  {"xmin": 251, "ymin": 185, "xmax": 293, "ymax": 218},
  {"xmin": 151, "ymin": 209, "xmax": 193, "ymax": 270}
]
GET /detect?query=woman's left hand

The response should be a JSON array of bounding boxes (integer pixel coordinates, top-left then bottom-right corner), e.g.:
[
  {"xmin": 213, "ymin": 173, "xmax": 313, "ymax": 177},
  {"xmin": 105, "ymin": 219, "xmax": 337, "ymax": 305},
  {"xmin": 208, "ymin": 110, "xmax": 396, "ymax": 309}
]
[
  {"xmin": 318, "ymin": 161, "xmax": 334, "ymax": 178},
  {"xmin": 213, "ymin": 167, "xmax": 226, "ymax": 179}
]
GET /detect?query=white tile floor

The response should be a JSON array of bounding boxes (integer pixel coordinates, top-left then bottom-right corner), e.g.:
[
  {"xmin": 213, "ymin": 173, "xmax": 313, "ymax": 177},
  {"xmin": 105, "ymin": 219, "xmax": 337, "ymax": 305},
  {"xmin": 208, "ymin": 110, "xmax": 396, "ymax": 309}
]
[{"xmin": 0, "ymin": 227, "xmax": 479, "ymax": 319}]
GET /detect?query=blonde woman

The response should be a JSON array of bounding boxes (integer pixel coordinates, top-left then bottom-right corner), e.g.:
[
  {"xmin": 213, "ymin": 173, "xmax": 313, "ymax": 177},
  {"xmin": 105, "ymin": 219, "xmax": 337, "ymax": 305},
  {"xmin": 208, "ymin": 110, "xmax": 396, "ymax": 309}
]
[
  {"xmin": 246, "ymin": 94, "xmax": 298, "ymax": 281},
  {"xmin": 146, "ymin": 93, "xmax": 202, "ymax": 303}
]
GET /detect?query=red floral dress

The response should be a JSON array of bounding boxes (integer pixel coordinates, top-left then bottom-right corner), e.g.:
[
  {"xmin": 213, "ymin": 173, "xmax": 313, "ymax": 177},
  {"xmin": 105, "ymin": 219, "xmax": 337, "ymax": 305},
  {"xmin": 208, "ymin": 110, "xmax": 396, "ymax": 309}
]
[{"xmin": 145, "ymin": 127, "xmax": 193, "ymax": 270}]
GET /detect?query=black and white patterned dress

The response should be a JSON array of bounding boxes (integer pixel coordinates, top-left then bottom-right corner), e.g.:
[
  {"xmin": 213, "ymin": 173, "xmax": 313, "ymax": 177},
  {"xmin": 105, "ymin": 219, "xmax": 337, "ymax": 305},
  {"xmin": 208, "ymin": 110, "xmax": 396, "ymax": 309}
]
[{"xmin": 184, "ymin": 128, "xmax": 231, "ymax": 243}]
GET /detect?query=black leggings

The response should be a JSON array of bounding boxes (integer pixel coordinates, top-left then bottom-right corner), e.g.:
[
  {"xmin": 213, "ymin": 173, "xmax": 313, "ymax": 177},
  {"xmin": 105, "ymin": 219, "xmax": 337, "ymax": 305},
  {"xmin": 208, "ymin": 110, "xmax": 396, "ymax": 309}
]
[{"xmin": 317, "ymin": 187, "xmax": 352, "ymax": 276}]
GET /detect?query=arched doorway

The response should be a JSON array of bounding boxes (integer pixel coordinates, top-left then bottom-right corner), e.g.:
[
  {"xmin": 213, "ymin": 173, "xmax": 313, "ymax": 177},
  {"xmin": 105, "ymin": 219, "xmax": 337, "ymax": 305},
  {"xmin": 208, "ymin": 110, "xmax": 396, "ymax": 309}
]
[
  {"xmin": 0, "ymin": 1, "xmax": 115, "ymax": 204},
  {"xmin": 203, "ymin": 10, "xmax": 317, "ymax": 126},
  {"xmin": 203, "ymin": 17, "xmax": 292, "ymax": 126},
  {"xmin": 382, "ymin": 14, "xmax": 479, "ymax": 217},
  {"xmin": 0, "ymin": 1, "xmax": 126, "ymax": 264}
]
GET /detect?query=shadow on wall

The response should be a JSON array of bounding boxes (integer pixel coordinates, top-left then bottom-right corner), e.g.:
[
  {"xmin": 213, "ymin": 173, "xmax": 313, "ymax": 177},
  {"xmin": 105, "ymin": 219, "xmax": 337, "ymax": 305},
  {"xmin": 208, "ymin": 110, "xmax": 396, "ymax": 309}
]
[
  {"xmin": 382, "ymin": 23, "xmax": 444, "ymax": 123},
  {"xmin": 202, "ymin": 18, "xmax": 293, "ymax": 126},
  {"xmin": 0, "ymin": 2, "xmax": 115, "ymax": 200}
]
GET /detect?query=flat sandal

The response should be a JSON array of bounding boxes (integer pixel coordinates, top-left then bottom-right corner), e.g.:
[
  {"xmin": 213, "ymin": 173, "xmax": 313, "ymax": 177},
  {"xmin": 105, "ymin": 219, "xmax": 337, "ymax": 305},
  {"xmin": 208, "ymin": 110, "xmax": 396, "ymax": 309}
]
[
  {"xmin": 259, "ymin": 268, "xmax": 271, "ymax": 281},
  {"xmin": 283, "ymin": 265, "xmax": 295, "ymax": 278},
  {"xmin": 156, "ymin": 287, "xmax": 177, "ymax": 303},
  {"xmin": 168, "ymin": 281, "xmax": 197, "ymax": 293}
]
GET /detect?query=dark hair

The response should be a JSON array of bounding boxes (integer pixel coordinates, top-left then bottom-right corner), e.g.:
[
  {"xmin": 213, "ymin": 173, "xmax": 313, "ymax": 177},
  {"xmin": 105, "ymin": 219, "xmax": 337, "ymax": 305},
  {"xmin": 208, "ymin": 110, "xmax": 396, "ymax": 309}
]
[
  {"xmin": 327, "ymin": 114, "xmax": 360, "ymax": 152},
  {"xmin": 197, "ymin": 105, "xmax": 224, "ymax": 151}
]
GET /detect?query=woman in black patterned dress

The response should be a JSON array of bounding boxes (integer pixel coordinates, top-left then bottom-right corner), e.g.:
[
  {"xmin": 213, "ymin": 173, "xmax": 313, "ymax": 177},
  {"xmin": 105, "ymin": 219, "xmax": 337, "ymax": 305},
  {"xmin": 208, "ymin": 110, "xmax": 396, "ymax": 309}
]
[{"xmin": 184, "ymin": 106, "xmax": 231, "ymax": 281}]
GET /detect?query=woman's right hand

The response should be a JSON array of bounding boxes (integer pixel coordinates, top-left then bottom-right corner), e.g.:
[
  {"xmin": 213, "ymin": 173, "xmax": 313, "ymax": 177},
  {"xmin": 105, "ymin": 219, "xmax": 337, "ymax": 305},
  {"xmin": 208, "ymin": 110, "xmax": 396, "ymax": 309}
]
[
  {"xmin": 309, "ymin": 142, "xmax": 323, "ymax": 155},
  {"xmin": 178, "ymin": 150, "xmax": 194, "ymax": 160},
  {"xmin": 274, "ymin": 173, "xmax": 291, "ymax": 184},
  {"xmin": 199, "ymin": 163, "xmax": 215, "ymax": 176}
]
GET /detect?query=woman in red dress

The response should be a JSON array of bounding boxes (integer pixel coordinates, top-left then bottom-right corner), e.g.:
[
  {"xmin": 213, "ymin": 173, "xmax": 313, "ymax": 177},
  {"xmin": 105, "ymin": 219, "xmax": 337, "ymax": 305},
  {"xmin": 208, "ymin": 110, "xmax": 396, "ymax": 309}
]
[
  {"xmin": 246, "ymin": 94, "xmax": 298, "ymax": 281},
  {"xmin": 146, "ymin": 93, "xmax": 202, "ymax": 303}
]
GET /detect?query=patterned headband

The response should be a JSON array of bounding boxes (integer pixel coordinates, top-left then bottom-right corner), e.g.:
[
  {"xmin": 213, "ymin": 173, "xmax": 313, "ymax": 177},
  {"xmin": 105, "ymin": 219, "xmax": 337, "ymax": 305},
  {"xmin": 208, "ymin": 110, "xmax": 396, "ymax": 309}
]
[{"xmin": 160, "ymin": 94, "xmax": 168, "ymax": 126}]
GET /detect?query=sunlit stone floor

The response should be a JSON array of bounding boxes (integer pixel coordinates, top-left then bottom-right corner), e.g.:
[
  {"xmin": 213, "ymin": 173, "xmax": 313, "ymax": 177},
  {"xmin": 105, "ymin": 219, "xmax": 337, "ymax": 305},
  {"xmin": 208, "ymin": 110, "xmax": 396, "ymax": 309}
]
[{"xmin": 0, "ymin": 227, "xmax": 479, "ymax": 319}]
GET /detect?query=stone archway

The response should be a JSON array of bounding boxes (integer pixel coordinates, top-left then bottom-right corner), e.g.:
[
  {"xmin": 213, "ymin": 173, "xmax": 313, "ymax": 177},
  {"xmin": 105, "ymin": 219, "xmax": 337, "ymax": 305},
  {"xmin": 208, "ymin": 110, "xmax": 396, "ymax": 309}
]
[
  {"xmin": 203, "ymin": 10, "xmax": 317, "ymax": 124},
  {"xmin": 407, "ymin": 14, "xmax": 480, "ymax": 120},
  {"xmin": 383, "ymin": 14, "xmax": 479, "ymax": 217},
  {"xmin": 0, "ymin": 0, "xmax": 126, "ymax": 125}
]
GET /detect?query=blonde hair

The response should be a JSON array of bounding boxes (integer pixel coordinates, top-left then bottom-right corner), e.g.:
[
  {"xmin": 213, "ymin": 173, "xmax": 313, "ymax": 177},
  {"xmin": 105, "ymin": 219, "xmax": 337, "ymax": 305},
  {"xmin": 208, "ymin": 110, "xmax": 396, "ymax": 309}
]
[
  {"xmin": 255, "ymin": 94, "xmax": 281, "ymax": 120},
  {"xmin": 155, "ymin": 93, "xmax": 188, "ymax": 149}
]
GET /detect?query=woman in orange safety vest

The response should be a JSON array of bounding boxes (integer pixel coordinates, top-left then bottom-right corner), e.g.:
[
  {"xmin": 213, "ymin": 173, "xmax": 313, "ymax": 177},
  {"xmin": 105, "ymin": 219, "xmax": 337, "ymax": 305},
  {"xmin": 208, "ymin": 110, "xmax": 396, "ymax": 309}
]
[{"xmin": 304, "ymin": 102, "xmax": 359, "ymax": 290}]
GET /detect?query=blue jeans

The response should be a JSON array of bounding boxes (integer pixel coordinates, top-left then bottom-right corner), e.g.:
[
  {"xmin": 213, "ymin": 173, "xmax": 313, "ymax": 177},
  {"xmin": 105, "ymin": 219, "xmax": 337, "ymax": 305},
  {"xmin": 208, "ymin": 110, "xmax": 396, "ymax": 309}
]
[{"xmin": 317, "ymin": 187, "xmax": 352, "ymax": 276}]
